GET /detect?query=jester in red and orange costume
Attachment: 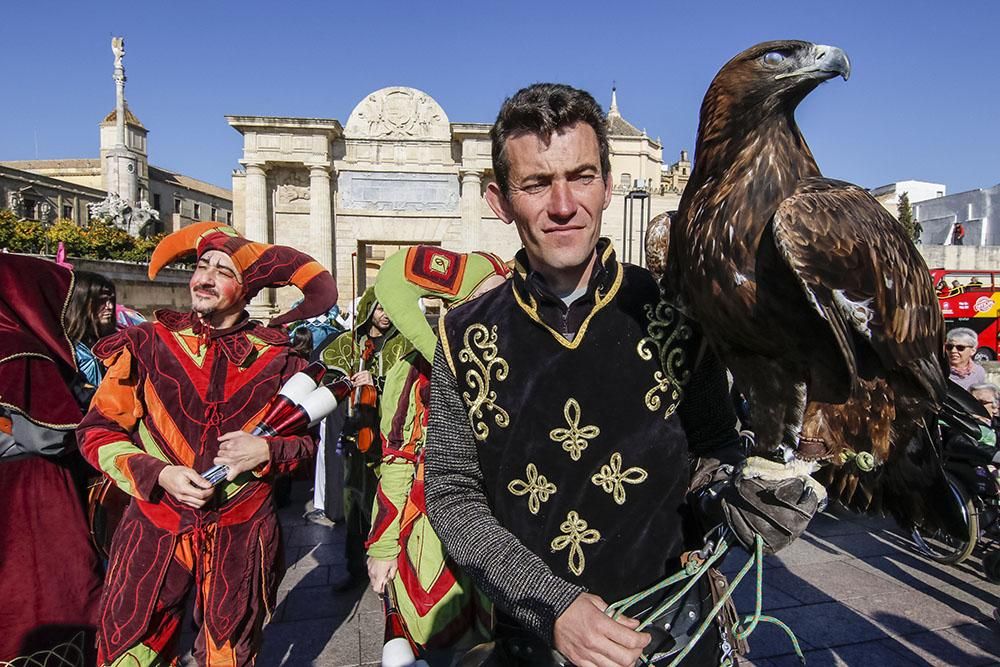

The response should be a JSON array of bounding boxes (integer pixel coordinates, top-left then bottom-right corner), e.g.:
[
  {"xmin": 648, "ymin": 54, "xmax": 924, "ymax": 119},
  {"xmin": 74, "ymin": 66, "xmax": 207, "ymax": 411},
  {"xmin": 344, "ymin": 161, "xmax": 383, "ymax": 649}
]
[{"xmin": 77, "ymin": 222, "xmax": 336, "ymax": 666}]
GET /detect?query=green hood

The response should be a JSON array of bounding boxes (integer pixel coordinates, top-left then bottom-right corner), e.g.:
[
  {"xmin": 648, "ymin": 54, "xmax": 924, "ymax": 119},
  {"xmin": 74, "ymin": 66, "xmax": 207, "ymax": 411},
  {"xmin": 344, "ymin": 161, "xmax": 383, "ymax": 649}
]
[{"xmin": 374, "ymin": 246, "xmax": 509, "ymax": 361}]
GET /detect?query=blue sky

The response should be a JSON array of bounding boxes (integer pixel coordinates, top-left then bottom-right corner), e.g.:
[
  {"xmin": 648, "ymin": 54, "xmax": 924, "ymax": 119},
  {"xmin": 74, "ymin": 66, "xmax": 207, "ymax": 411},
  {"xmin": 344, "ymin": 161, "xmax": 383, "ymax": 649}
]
[{"xmin": 2, "ymin": 1, "xmax": 996, "ymax": 195}]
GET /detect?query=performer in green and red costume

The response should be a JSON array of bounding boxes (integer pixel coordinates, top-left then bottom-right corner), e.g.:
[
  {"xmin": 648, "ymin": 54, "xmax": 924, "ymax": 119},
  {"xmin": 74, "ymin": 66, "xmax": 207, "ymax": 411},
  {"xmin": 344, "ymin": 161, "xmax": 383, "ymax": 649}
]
[
  {"xmin": 77, "ymin": 222, "xmax": 336, "ymax": 666},
  {"xmin": 365, "ymin": 245, "xmax": 509, "ymax": 652},
  {"xmin": 316, "ymin": 286, "xmax": 411, "ymax": 587}
]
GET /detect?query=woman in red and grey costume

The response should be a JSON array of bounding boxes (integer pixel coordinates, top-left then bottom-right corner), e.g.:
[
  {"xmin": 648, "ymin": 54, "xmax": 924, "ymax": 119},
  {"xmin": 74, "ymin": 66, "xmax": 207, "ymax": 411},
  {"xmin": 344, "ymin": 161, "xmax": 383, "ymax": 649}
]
[{"xmin": 77, "ymin": 222, "xmax": 336, "ymax": 666}]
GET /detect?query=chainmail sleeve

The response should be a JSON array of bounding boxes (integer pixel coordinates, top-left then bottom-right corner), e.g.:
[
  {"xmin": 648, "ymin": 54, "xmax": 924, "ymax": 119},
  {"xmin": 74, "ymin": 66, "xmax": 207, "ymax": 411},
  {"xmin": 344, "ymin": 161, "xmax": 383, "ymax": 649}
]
[
  {"xmin": 424, "ymin": 340, "xmax": 583, "ymax": 642},
  {"xmin": 679, "ymin": 342, "xmax": 743, "ymax": 464}
]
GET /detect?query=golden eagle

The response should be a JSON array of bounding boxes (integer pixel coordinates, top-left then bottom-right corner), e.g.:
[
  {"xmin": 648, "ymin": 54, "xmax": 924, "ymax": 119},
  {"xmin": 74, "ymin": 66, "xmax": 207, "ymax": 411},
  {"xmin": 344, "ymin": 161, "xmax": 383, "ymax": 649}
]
[{"xmin": 665, "ymin": 40, "xmax": 955, "ymax": 532}]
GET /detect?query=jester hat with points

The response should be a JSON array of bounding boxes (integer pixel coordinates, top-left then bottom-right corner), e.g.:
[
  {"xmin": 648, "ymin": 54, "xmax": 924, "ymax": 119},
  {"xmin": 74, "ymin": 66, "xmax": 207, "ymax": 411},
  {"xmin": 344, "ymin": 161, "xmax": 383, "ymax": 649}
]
[
  {"xmin": 149, "ymin": 221, "xmax": 337, "ymax": 327},
  {"xmin": 374, "ymin": 245, "xmax": 510, "ymax": 361}
]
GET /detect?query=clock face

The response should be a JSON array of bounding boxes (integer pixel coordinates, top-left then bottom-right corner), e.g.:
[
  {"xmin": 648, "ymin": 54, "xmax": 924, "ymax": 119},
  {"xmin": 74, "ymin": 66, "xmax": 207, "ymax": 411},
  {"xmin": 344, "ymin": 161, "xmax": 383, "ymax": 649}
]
[{"xmin": 127, "ymin": 163, "xmax": 135, "ymax": 173}]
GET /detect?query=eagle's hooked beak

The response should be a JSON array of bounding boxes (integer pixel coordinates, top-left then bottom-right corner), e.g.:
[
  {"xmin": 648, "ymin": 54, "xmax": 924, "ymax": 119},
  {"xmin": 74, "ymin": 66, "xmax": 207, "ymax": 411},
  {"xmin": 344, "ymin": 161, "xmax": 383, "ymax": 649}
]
[{"xmin": 776, "ymin": 44, "xmax": 851, "ymax": 81}]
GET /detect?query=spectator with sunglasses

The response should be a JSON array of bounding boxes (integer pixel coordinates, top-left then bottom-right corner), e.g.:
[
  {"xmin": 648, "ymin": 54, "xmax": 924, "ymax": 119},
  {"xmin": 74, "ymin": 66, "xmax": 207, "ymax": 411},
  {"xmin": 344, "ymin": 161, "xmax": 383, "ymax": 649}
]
[{"xmin": 946, "ymin": 327, "xmax": 987, "ymax": 390}]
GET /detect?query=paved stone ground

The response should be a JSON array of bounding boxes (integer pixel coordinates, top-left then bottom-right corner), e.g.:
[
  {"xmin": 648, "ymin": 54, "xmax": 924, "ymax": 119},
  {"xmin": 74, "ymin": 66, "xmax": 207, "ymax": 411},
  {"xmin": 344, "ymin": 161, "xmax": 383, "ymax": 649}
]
[{"xmin": 190, "ymin": 483, "xmax": 1000, "ymax": 665}]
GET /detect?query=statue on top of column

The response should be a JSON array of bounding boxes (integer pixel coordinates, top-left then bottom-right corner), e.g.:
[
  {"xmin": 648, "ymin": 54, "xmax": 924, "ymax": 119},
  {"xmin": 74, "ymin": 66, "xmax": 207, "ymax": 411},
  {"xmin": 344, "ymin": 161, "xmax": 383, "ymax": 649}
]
[{"xmin": 112, "ymin": 37, "xmax": 125, "ymax": 71}]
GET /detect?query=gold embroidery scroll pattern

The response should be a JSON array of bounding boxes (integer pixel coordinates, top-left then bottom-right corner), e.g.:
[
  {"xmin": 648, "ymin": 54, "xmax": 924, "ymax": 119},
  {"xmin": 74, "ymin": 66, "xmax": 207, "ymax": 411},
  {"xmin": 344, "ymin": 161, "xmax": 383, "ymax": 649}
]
[
  {"xmin": 636, "ymin": 300, "xmax": 692, "ymax": 419},
  {"xmin": 550, "ymin": 511, "xmax": 601, "ymax": 577},
  {"xmin": 549, "ymin": 398, "xmax": 600, "ymax": 461},
  {"xmin": 507, "ymin": 463, "xmax": 557, "ymax": 515},
  {"xmin": 591, "ymin": 452, "xmax": 648, "ymax": 505},
  {"xmin": 459, "ymin": 324, "xmax": 510, "ymax": 441}
]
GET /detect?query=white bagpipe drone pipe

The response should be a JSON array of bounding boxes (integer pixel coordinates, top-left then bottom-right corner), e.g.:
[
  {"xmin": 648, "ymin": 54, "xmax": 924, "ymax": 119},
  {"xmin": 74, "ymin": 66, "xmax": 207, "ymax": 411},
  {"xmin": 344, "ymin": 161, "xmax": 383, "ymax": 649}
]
[
  {"xmin": 201, "ymin": 361, "xmax": 352, "ymax": 486},
  {"xmin": 381, "ymin": 585, "xmax": 429, "ymax": 667}
]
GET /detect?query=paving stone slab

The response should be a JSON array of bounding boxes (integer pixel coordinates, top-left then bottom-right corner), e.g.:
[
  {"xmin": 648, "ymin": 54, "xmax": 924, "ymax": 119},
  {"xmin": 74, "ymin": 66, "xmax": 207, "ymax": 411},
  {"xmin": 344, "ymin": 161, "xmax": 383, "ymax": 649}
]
[
  {"xmin": 259, "ymin": 617, "xmax": 360, "ymax": 666},
  {"xmin": 298, "ymin": 543, "xmax": 350, "ymax": 567},
  {"xmin": 286, "ymin": 523, "xmax": 343, "ymax": 547},
  {"xmin": 766, "ymin": 640, "xmax": 915, "ymax": 666},
  {"xmin": 849, "ymin": 552, "xmax": 1000, "ymax": 613},
  {"xmin": 763, "ymin": 560, "xmax": 901, "ymax": 605},
  {"xmin": 277, "ymin": 563, "xmax": 331, "ymax": 591},
  {"xmin": 357, "ymin": 585, "xmax": 383, "ymax": 614},
  {"xmin": 764, "ymin": 536, "xmax": 853, "ymax": 570},
  {"xmin": 729, "ymin": 575, "xmax": 802, "ymax": 612},
  {"xmin": 277, "ymin": 585, "xmax": 366, "ymax": 623},
  {"xmin": 808, "ymin": 530, "xmax": 903, "ymax": 560},
  {"xmin": 844, "ymin": 587, "xmax": 987, "ymax": 636},
  {"xmin": 740, "ymin": 616, "xmax": 816, "ymax": 659},
  {"xmin": 881, "ymin": 628, "xmax": 1000, "ymax": 666},
  {"xmin": 765, "ymin": 601, "xmax": 893, "ymax": 649},
  {"xmin": 806, "ymin": 512, "xmax": 873, "ymax": 538},
  {"xmin": 943, "ymin": 622, "xmax": 1000, "ymax": 657},
  {"xmin": 358, "ymin": 610, "xmax": 386, "ymax": 663}
]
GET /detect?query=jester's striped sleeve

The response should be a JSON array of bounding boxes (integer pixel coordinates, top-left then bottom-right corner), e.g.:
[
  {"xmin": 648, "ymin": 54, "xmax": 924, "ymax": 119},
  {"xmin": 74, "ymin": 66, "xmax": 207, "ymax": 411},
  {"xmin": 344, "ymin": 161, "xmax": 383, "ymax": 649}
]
[
  {"xmin": 366, "ymin": 453, "xmax": 414, "ymax": 560},
  {"xmin": 77, "ymin": 343, "xmax": 169, "ymax": 501},
  {"xmin": 366, "ymin": 355, "xmax": 424, "ymax": 560}
]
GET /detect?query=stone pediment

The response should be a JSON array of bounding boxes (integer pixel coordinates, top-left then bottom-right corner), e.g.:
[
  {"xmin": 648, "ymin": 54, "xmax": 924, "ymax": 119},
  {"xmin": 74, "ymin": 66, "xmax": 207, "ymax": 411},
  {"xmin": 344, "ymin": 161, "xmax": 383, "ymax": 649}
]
[{"xmin": 345, "ymin": 87, "xmax": 450, "ymax": 141}]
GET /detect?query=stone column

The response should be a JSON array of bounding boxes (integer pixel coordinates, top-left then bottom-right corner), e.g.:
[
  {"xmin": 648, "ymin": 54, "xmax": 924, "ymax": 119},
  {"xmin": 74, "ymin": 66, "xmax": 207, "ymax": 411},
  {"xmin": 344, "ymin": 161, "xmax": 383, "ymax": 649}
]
[
  {"xmin": 244, "ymin": 162, "xmax": 269, "ymax": 243},
  {"xmin": 243, "ymin": 162, "xmax": 271, "ymax": 314},
  {"xmin": 460, "ymin": 169, "xmax": 483, "ymax": 249},
  {"xmin": 308, "ymin": 164, "xmax": 333, "ymax": 273}
]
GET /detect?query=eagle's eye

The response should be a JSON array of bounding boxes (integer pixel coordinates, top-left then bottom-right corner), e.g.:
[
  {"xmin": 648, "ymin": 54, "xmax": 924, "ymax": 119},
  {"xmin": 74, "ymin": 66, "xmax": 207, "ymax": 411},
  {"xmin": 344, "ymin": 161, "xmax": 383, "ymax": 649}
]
[{"xmin": 763, "ymin": 51, "xmax": 786, "ymax": 66}]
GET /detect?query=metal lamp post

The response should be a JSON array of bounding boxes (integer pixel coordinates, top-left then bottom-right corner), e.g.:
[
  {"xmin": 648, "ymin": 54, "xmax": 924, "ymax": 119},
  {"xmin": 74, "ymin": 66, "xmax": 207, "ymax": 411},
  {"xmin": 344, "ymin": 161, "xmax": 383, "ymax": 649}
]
[{"xmin": 621, "ymin": 181, "xmax": 650, "ymax": 265}]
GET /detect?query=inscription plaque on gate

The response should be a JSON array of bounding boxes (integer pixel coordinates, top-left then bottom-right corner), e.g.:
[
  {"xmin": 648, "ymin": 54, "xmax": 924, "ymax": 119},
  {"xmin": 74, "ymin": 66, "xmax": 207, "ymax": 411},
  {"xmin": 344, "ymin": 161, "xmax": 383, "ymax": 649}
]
[{"xmin": 340, "ymin": 172, "xmax": 460, "ymax": 213}]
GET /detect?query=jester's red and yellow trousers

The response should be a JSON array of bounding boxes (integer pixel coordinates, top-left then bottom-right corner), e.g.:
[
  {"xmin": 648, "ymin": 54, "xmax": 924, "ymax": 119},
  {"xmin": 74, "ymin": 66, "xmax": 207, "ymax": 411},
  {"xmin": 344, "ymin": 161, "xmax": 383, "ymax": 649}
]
[
  {"xmin": 78, "ymin": 311, "xmax": 315, "ymax": 666},
  {"xmin": 100, "ymin": 494, "xmax": 282, "ymax": 666}
]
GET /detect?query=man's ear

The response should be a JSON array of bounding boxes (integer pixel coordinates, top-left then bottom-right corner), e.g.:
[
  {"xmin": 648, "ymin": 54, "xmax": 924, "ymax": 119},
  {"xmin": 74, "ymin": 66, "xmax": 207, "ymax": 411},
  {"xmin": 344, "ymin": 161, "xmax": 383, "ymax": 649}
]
[
  {"xmin": 601, "ymin": 172, "xmax": 614, "ymax": 210},
  {"xmin": 485, "ymin": 182, "xmax": 515, "ymax": 225}
]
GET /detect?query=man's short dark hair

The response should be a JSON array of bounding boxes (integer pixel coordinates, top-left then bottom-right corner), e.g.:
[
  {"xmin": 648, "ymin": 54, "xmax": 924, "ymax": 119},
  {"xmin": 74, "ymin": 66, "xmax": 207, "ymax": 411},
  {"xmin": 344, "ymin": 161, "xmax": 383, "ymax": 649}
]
[{"xmin": 490, "ymin": 83, "xmax": 611, "ymax": 196}]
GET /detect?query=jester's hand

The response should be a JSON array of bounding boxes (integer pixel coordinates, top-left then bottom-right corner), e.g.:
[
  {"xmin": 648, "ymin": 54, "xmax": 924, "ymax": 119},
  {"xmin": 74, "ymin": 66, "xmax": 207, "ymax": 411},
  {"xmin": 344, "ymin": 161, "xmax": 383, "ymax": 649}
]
[{"xmin": 214, "ymin": 431, "xmax": 270, "ymax": 481}]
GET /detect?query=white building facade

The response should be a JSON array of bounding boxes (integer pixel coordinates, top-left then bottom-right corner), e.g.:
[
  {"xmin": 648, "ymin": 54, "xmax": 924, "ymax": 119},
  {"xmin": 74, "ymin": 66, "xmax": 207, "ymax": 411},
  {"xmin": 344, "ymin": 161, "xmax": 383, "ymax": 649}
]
[{"xmin": 228, "ymin": 86, "xmax": 683, "ymax": 314}]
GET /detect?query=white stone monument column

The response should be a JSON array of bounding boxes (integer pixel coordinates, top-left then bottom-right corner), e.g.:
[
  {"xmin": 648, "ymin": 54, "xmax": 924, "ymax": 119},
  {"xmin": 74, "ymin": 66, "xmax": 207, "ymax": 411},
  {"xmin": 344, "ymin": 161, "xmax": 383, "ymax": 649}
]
[
  {"xmin": 460, "ymin": 169, "xmax": 483, "ymax": 249},
  {"xmin": 243, "ymin": 161, "xmax": 272, "ymax": 315},
  {"xmin": 244, "ymin": 162, "xmax": 269, "ymax": 242},
  {"xmin": 308, "ymin": 164, "xmax": 334, "ymax": 273}
]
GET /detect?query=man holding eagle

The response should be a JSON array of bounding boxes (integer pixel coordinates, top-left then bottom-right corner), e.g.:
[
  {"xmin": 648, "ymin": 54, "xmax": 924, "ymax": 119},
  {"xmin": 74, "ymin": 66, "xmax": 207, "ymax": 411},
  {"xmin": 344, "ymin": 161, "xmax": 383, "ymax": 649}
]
[{"xmin": 424, "ymin": 40, "xmax": 959, "ymax": 667}]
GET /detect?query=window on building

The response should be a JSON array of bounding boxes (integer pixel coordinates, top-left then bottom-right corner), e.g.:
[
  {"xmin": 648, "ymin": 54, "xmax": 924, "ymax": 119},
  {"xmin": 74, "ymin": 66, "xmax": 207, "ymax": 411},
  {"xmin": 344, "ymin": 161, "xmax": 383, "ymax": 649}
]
[
  {"xmin": 226, "ymin": 211, "xmax": 232, "ymax": 225},
  {"xmin": 211, "ymin": 206, "xmax": 218, "ymax": 221},
  {"xmin": 936, "ymin": 191, "xmax": 944, "ymax": 197},
  {"xmin": 620, "ymin": 173, "xmax": 631, "ymax": 189},
  {"xmin": 174, "ymin": 197, "xmax": 181, "ymax": 215},
  {"xmin": 23, "ymin": 198, "xmax": 37, "ymax": 220},
  {"xmin": 62, "ymin": 204, "xmax": 73, "ymax": 219},
  {"xmin": 153, "ymin": 193, "xmax": 161, "ymax": 211},
  {"xmin": 193, "ymin": 203, "xmax": 201, "ymax": 219}
]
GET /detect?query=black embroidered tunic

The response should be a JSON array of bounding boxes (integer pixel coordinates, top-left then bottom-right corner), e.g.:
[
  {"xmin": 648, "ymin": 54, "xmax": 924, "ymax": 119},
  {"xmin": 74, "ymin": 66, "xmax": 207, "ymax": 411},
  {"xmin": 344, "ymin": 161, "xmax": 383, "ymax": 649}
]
[{"xmin": 425, "ymin": 240, "xmax": 741, "ymax": 641}]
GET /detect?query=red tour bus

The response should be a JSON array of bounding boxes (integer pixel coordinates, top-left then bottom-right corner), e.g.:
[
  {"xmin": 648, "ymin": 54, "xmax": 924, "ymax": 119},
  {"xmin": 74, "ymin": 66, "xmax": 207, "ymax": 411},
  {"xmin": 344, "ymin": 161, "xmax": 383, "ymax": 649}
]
[{"xmin": 931, "ymin": 268, "xmax": 1000, "ymax": 361}]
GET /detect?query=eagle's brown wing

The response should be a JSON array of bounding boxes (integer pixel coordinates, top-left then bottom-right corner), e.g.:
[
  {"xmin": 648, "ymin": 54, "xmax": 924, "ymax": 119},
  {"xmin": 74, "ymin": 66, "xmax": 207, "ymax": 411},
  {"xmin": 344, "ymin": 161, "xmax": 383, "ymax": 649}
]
[
  {"xmin": 770, "ymin": 178, "xmax": 957, "ymax": 532},
  {"xmin": 771, "ymin": 177, "xmax": 946, "ymax": 406}
]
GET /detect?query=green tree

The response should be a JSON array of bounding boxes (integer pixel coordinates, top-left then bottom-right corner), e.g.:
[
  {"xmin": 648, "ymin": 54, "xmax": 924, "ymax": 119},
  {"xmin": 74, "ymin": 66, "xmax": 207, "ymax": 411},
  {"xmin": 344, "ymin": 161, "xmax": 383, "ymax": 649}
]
[
  {"xmin": 897, "ymin": 192, "xmax": 921, "ymax": 243},
  {"xmin": 2, "ymin": 208, "xmax": 167, "ymax": 263},
  {"xmin": 45, "ymin": 218, "xmax": 90, "ymax": 256},
  {"xmin": 0, "ymin": 209, "xmax": 45, "ymax": 253},
  {"xmin": 119, "ymin": 233, "xmax": 164, "ymax": 262},
  {"xmin": 84, "ymin": 218, "xmax": 136, "ymax": 259}
]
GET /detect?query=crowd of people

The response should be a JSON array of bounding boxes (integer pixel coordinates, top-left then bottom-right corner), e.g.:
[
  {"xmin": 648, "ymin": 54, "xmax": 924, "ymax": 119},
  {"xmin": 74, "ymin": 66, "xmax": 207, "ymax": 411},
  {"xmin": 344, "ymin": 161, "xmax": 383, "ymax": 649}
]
[{"xmin": 2, "ymin": 82, "xmax": 998, "ymax": 667}]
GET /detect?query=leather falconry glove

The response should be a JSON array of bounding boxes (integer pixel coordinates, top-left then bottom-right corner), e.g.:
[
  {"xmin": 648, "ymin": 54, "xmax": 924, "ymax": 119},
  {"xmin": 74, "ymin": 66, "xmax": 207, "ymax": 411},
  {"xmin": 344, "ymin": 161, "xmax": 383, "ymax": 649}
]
[{"xmin": 691, "ymin": 456, "xmax": 826, "ymax": 555}]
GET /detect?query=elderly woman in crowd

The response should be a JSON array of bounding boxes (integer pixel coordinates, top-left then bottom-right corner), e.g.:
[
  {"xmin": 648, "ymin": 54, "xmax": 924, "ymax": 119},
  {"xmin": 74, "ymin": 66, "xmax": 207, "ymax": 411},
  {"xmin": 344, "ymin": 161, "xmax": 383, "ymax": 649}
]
[{"xmin": 946, "ymin": 327, "xmax": 987, "ymax": 390}]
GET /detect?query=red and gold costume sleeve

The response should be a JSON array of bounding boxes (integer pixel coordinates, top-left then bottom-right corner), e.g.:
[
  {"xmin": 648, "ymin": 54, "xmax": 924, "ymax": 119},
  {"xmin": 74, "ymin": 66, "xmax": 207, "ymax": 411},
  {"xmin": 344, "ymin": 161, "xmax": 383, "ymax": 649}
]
[
  {"xmin": 252, "ymin": 430, "xmax": 318, "ymax": 479},
  {"xmin": 77, "ymin": 344, "xmax": 169, "ymax": 501}
]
